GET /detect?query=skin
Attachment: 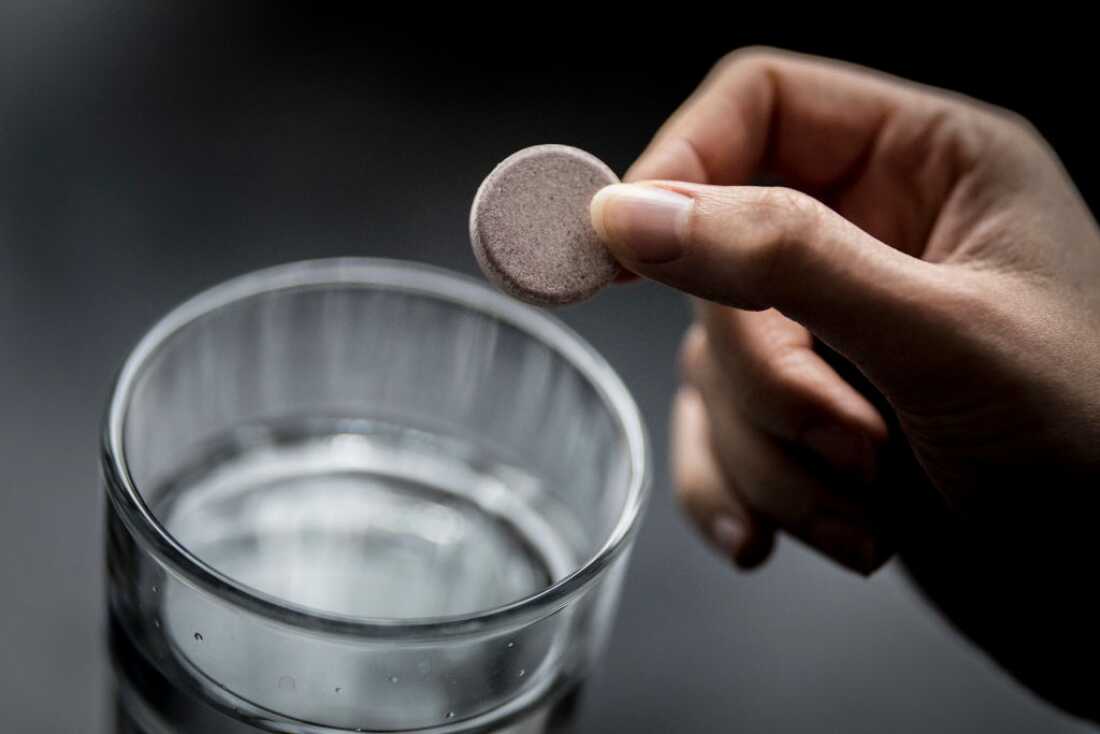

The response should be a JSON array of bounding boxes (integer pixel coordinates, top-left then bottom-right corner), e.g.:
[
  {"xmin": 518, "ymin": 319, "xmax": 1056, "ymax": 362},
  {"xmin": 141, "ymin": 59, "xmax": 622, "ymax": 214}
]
[{"xmin": 590, "ymin": 48, "xmax": 1100, "ymax": 721}]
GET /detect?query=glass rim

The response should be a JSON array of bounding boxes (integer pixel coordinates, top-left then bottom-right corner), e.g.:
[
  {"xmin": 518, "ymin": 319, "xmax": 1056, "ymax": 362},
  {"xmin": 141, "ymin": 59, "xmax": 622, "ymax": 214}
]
[{"xmin": 102, "ymin": 257, "xmax": 651, "ymax": 639}]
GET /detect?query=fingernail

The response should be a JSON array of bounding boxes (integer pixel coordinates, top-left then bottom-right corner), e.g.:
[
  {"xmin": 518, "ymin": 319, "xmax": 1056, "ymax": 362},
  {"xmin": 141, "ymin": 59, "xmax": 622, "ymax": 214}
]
[
  {"xmin": 803, "ymin": 425, "xmax": 876, "ymax": 483},
  {"xmin": 711, "ymin": 514, "xmax": 747, "ymax": 560},
  {"xmin": 590, "ymin": 183, "xmax": 692, "ymax": 263}
]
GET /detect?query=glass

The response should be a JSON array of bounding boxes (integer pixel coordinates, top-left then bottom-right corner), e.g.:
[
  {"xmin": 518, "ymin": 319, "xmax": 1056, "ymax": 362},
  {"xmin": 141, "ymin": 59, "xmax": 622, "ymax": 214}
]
[{"xmin": 103, "ymin": 259, "xmax": 650, "ymax": 733}]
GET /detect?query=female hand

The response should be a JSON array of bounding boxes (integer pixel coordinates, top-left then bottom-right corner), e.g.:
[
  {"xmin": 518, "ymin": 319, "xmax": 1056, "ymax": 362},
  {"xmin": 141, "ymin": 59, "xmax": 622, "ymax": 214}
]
[{"xmin": 591, "ymin": 48, "xmax": 1100, "ymax": 720}]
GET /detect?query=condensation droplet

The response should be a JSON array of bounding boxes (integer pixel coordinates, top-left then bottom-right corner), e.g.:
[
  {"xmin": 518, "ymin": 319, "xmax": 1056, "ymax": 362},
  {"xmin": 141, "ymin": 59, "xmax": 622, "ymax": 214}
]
[
  {"xmin": 506, "ymin": 641, "xmax": 515, "ymax": 648},
  {"xmin": 389, "ymin": 675, "xmax": 399, "ymax": 684},
  {"xmin": 278, "ymin": 675, "xmax": 296, "ymax": 691},
  {"xmin": 151, "ymin": 585, "xmax": 159, "ymax": 593},
  {"xmin": 334, "ymin": 687, "xmax": 342, "ymax": 694},
  {"xmin": 153, "ymin": 619, "xmax": 161, "ymax": 629},
  {"xmin": 446, "ymin": 711, "xmax": 455, "ymax": 719},
  {"xmin": 518, "ymin": 668, "xmax": 526, "ymax": 678},
  {"xmin": 193, "ymin": 632, "xmax": 203, "ymax": 642}
]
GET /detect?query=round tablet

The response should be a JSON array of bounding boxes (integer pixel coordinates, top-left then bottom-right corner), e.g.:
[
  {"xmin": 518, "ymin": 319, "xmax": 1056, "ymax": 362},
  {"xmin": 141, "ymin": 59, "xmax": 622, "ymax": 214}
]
[{"xmin": 470, "ymin": 144, "xmax": 620, "ymax": 306}]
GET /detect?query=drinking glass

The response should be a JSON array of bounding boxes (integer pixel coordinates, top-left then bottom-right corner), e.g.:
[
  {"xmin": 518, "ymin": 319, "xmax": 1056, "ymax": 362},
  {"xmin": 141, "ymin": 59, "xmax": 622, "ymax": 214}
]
[{"xmin": 103, "ymin": 258, "xmax": 650, "ymax": 733}]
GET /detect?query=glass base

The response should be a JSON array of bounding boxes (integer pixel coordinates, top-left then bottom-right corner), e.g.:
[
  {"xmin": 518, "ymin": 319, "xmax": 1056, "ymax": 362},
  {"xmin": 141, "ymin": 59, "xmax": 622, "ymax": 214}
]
[{"xmin": 110, "ymin": 615, "xmax": 583, "ymax": 734}]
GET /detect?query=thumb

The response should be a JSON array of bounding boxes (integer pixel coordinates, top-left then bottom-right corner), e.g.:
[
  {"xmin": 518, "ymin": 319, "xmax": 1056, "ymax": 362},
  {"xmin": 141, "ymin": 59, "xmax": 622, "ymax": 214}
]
[{"xmin": 590, "ymin": 181, "xmax": 946, "ymax": 369}]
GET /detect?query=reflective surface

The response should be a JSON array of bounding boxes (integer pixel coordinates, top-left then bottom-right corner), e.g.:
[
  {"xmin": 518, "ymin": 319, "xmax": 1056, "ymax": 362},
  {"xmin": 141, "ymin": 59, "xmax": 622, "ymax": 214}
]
[{"xmin": 159, "ymin": 426, "xmax": 567, "ymax": 619}]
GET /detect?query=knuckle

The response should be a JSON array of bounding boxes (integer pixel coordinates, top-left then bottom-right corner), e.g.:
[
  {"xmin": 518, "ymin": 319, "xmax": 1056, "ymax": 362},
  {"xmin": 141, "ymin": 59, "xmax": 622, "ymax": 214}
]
[
  {"xmin": 710, "ymin": 46, "xmax": 783, "ymax": 82},
  {"xmin": 992, "ymin": 107, "xmax": 1042, "ymax": 141},
  {"xmin": 740, "ymin": 187, "xmax": 822, "ymax": 290},
  {"xmin": 979, "ymin": 106, "xmax": 1054, "ymax": 157},
  {"xmin": 759, "ymin": 186, "xmax": 822, "ymax": 228},
  {"xmin": 894, "ymin": 103, "xmax": 985, "ymax": 174}
]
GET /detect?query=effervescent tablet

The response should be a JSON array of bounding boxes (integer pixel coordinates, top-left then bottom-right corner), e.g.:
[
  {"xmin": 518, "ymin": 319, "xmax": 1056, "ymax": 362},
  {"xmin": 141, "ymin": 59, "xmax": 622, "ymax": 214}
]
[{"xmin": 470, "ymin": 144, "xmax": 620, "ymax": 306}]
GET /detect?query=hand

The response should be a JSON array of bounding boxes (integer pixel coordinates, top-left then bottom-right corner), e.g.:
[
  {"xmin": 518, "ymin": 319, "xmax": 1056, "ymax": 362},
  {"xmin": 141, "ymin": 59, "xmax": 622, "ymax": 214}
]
[{"xmin": 591, "ymin": 48, "xmax": 1100, "ymax": 720}]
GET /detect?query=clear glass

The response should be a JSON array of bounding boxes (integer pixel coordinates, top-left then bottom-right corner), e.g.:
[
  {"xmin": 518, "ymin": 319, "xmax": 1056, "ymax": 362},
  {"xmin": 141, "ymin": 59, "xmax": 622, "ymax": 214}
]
[{"xmin": 103, "ymin": 259, "xmax": 650, "ymax": 733}]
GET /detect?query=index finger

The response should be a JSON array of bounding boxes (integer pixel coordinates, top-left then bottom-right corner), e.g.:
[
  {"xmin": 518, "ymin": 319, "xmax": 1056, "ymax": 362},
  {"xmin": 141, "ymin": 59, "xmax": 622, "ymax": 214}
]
[{"xmin": 625, "ymin": 47, "xmax": 981, "ymax": 192}]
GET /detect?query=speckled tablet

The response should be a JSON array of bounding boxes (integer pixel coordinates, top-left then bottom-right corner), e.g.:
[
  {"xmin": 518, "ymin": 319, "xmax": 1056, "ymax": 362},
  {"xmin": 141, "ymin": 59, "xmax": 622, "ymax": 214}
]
[{"xmin": 470, "ymin": 144, "xmax": 620, "ymax": 306}]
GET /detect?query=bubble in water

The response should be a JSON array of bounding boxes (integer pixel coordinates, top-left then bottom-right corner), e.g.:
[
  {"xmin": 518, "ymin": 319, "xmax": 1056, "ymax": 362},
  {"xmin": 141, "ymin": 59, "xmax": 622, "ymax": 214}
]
[
  {"xmin": 506, "ymin": 641, "xmax": 515, "ymax": 648},
  {"xmin": 389, "ymin": 675, "xmax": 399, "ymax": 684},
  {"xmin": 193, "ymin": 632, "xmax": 203, "ymax": 642},
  {"xmin": 518, "ymin": 668, "xmax": 526, "ymax": 678},
  {"xmin": 278, "ymin": 675, "xmax": 296, "ymax": 691}
]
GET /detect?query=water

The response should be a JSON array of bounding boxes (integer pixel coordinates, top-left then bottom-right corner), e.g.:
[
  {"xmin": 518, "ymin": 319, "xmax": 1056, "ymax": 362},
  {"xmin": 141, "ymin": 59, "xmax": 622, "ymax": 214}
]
[
  {"xmin": 111, "ymin": 420, "xmax": 587, "ymax": 733},
  {"xmin": 156, "ymin": 423, "xmax": 578, "ymax": 620}
]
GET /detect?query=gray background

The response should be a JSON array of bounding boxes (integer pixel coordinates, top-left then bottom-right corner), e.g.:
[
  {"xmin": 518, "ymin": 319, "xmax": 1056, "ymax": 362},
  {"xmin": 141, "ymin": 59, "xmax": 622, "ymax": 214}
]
[{"xmin": 0, "ymin": 5, "xmax": 1094, "ymax": 732}]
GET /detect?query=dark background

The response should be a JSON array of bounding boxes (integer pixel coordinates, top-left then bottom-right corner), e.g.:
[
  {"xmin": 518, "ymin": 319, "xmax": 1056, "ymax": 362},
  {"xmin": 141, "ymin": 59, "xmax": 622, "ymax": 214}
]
[{"xmin": 0, "ymin": 5, "xmax": 1094, "ymax": 732}]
